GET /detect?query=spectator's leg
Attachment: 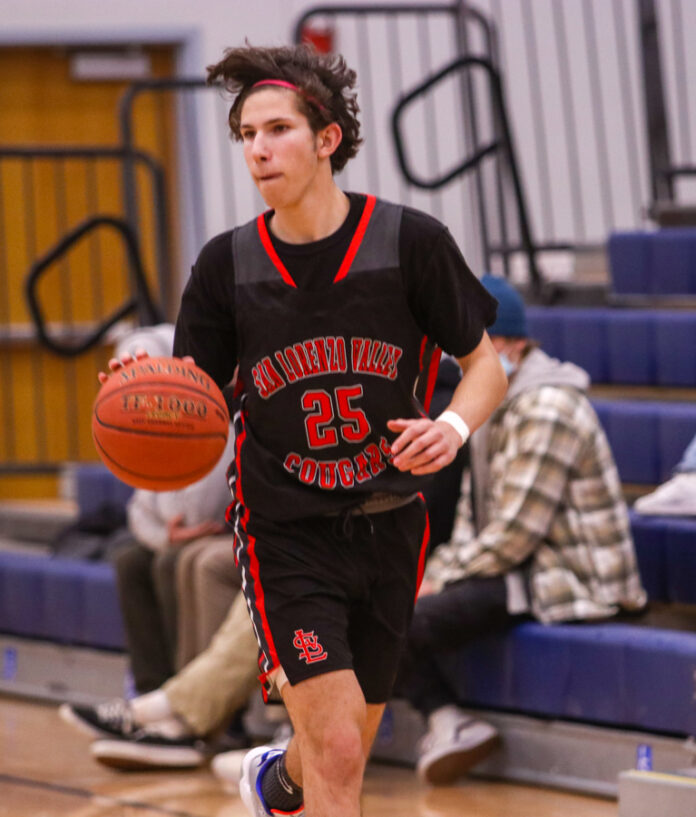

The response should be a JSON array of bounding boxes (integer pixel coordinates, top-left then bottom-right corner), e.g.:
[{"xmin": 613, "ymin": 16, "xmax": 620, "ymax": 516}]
[
  {"xmin": 163, "ymin": 591, "xmax": 259, "ymax": 736},
  {"xmin": 192, "ymin": 536, "xmax": 239, "ymax": 655},
  {"xmin": 398, "ymin": 576, "xmax": 515, "ymax": 784},
  {"xmin": 399, "ymin": 576, "xmax": 512, "ymax": 715},
  {"xmin": 174, "ymin": 538, "xmax": 211, "ymax": 669},
  {"xmin": 151, "ymin": 547, "xmax": 181, "ymax": 673},
  {"xmin": 113, "ymin": 542, "xmax": 173, "ymax": 693}
]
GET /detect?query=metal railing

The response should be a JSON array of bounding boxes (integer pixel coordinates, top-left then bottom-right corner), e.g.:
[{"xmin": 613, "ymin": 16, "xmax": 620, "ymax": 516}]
[
  {"xmin": 391, "ymin": 54, "xmax": 540, "ymax": 288},
  {"xmin": 294, "ymin": 2, "xmax": 502, "ymax": 277},
  {"xmin": 294, "ymin": 1, "xmax": 694, "ymax": 278}
]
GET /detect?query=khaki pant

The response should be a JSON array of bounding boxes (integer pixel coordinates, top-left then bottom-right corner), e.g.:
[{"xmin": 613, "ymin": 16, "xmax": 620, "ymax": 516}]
[
  {"xmin": 163, "ymin": 589, "xmax": 260, "ymax": 735},
  {"xmin": 175, "ymin": 535, "xmax": 239, "ymax": 669}
]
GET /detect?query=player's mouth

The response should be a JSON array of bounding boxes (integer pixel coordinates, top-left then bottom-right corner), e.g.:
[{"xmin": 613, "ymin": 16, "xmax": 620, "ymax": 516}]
[{"xmin": 257, "ymin": 173, "xmax": 282, "ymax": 183}]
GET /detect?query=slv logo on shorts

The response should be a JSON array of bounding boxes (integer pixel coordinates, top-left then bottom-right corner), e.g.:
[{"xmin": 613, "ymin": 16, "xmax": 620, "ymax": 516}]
[{"xmin": 293, "ymin": 629, "xmax": 328, "ymax": 664}]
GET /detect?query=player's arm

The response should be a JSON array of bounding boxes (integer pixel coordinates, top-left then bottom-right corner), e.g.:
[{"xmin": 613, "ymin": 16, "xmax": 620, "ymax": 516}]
[{"xmin": 388, "ymin": 331, "xmax": 506, "ymax": 475}]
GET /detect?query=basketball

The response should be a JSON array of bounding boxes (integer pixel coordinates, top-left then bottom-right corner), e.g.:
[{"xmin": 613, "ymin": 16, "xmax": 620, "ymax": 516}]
[{"xmin": 92, "ymin": 356, "xmax": 230, "ymax": 491}]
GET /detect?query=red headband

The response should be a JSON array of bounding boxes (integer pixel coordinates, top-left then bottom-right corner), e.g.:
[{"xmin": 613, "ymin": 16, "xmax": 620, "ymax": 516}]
[{"xmin": 252, "ymin": 79, "xmax": 329, "ymax": 115}]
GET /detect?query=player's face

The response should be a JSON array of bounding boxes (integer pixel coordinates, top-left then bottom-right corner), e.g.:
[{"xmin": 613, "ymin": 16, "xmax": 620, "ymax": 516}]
[{"xmin": 239, "ymin": 89, "xmax": 323, "ymax": 210}]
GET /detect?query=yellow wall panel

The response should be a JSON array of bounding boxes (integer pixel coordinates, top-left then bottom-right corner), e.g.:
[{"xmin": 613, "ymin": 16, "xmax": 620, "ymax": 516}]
[{"xmin": 0, "ymin": 45, "xmax": 175, "ymax": 499}]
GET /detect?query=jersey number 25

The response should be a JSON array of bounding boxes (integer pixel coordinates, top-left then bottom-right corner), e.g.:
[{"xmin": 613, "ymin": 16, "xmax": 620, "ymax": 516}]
[{"xmin": 301, "ymin": 385, "xmax": 371, "ymax": 449}]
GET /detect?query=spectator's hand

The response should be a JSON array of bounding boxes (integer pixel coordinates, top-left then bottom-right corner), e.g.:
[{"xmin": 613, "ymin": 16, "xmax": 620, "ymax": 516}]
[
  {"xmin": 417, "ymin": 579, "xmax": 437, "ymax": 598},
  {"xmin": 97, "ymin": 350, "xmax": 194, "ymax": 384},
  {"xmin": 166, "ymin": 514, "xmax": 225, "ymax": 546},
  {"xmin": 387, "ymin": 417, "xmax": 461, "ymax": 475}
]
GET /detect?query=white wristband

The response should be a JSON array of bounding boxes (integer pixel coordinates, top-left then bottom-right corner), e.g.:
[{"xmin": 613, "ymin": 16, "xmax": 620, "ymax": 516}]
[{"xmin": 436, "ymin": 410, "xmax": 471, "ymax": 447}]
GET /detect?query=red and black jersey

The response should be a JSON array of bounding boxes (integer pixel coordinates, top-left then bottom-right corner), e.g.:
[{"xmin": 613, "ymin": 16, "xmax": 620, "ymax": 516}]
[
  {"xmin": 231, "ymin": 195, "xmax": 442, "ymax": 519},
  {"xmin": 175, "ymin": 193, "xmax": 498, "ymax": 521}
]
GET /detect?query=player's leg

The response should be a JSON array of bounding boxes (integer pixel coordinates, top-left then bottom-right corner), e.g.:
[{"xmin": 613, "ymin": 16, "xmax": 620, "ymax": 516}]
[
  {"xmin": 281, "ymin": 669, "xmax": 368, "ymax": 817},
  {"xmin": 277, "ymin": 499, "xmax": 430, "ymax": 815},
  {"xmin": 233, "ymin": 509, "xmax": 370, "ymax": 816}
]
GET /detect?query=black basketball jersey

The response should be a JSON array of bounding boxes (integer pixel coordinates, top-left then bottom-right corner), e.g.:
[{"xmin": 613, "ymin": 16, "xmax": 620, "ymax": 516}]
[{"xmin": 230, "ymin": 195, "xmax": 442, "ymax": 521}]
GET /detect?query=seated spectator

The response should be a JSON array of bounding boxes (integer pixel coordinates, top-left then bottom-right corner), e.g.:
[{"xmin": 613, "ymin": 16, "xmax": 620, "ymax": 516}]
[
  {"xmin": 633, "ymin": 433, "xmax": 696, "ymax": 516},
  {"xmin": 399, "ymin": 274, "xmax": 647, "ymax": 786},
  {"xmin": 85, "ymin": 326, "xmax": 234, "ymax": 695},
  {"xmin": 59, "ymin": 589, "xmax": 264, "ymax": 769}
]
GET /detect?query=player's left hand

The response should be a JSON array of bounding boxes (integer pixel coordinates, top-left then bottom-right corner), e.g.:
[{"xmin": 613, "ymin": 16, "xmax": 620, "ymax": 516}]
[
  {"xmin": 97, "ymin": 351, "xmax": 195, "ymax": 384},
  {"xmin": 387, "ymin": 417, "xmax": 462, "ymax": 475}
]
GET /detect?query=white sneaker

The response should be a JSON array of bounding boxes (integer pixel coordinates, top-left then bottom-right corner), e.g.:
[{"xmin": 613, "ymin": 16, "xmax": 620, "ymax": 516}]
[
  {"xmin": 416, "ymin": 706, "xmax": 500, "ymax": 785},
  {"xmin": 633, "ymin": 473, "xmax": 696, "ymax": 516},
  {"xmin": 211, "ymin": 748, "xmax": 246, "ymax": 793},
  {"xmin": 212, "ymin": 722, "xmax": 294, "ymax": 793},
  {"xmin": 239, "ymin": 745, "xmax": 304, "ymax": 816}
]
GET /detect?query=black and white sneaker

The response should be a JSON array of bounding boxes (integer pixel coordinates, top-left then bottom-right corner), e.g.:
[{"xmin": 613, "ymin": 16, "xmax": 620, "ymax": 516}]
[
  {"xmin": 58, "ymin": 699, "xmax": 137, "ymax": 740},
  {"xmin": 90, "ymin": 729, "xmax": 209, "ymax": 770}
]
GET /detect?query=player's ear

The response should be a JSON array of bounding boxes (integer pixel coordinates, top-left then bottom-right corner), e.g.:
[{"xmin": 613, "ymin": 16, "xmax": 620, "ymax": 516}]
[{"xmin": 317, "ymin": 122, "xmax": 343, "ymax": 159}]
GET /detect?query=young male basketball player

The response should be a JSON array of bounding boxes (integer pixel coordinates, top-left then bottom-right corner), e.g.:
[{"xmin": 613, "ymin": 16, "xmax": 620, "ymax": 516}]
[{"xmin": 172, "ymin": 44, "xmax": 507, "ymax": 817}]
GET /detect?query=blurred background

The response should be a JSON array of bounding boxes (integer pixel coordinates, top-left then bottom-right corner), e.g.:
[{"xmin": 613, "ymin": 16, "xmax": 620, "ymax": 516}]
[
  {"xmin": 0, "ymin": 0, "xmax": 694, "ymax": 495},
  {"xmin": 3, "ymin": 5, "xmax": 696, "ymax": 810}
]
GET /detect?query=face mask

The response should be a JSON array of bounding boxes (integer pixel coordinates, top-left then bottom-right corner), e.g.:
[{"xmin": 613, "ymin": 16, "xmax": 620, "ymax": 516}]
[{"xmin": 499, "ymin": 352, "xmax": 517, "ymax": 377}]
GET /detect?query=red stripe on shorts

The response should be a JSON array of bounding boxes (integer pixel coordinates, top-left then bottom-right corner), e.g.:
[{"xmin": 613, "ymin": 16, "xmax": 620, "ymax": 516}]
[
  {"xmin": 243, "ymin": 516, "xmax": 281, "ymax": 688},
  {"xmin": 414, "ymin": 494, "xmax": 431, "ymax": 601}
]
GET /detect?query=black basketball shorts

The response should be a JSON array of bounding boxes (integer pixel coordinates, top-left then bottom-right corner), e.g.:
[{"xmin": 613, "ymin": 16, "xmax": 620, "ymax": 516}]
[{"xmin": 233, "ymin": 496, "xmax": 430, "ymax": 704}]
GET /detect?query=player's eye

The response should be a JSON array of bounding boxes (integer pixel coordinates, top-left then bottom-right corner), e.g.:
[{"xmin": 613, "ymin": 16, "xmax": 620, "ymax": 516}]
[{"xmin": 273, "ymin": 124, "xmax": 289, "ymax": 134}]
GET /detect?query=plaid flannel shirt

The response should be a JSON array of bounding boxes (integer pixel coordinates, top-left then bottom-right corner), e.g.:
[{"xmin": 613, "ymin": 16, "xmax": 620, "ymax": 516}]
[{"xmin": 425, "ymin": 383, "xmax": 647, "ymax": 623}]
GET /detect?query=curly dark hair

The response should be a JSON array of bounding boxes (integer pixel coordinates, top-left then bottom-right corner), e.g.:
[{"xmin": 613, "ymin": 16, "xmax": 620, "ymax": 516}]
[{"xmin": 206, "ymin": 43, "xmax": 362, "ymax": 174}]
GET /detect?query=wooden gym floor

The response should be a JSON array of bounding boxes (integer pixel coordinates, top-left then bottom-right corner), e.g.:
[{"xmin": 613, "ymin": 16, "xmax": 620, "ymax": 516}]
[{"xmin": 1, "ymin": 696, "xmax": 618, "ymax": 816}]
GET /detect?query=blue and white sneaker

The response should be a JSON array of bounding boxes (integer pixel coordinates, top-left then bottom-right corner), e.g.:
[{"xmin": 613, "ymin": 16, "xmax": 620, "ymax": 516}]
[{"xmin": 239, "ymin": 745, "xmax": 304, "ymax": 816}]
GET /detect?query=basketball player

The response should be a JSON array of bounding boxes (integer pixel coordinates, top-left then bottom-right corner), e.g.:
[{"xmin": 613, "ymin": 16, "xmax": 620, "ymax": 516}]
[{"xmin": 171, "ymin": 44, "xmax": 507, "ymax": 817}]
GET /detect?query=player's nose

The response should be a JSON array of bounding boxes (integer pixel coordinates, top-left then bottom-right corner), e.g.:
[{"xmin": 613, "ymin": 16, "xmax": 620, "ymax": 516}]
[{"xmin": 250, "ymin": 132, "xmax": 270, "ymax": 161}]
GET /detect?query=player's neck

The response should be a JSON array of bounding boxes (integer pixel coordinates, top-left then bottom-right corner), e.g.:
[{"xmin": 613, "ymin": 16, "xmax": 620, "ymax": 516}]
[{"xmin": 270, "ymin": 183, "xmax": 350, "ymax": 245}]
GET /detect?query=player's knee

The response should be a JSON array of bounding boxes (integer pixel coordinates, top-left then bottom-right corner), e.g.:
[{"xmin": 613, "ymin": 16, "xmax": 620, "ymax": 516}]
[{"xmin": 313, "ymin": 721, "xmax": 365, "ymax": 783}]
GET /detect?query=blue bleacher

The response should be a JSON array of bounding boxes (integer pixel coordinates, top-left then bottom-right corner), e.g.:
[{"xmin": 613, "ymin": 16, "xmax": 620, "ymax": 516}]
[
  {"xmin": 2, "ymin": 460, "xmax": 696, "ymax": 739},
  {"xmin": 608, "ymin": 229, "xmax": 696, "ymax": 296},
  {"xmin": 592, "ymin": 399, "xmax": 696, "ymax": 484},
  {"xmin": 527, "ymin": 306, "xmax": 696, "ymax": 386},
  {"xmin": 0, "ymin": 551, "xmax": 123, "ymax": 649},
  {"xmin": 436, "ymin": 619, "xmax": 696, "ymax": 736}
]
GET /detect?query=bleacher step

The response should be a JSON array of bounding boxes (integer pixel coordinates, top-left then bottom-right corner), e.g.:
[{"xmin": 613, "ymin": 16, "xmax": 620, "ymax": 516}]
[
  {"xmin": 0, "ymin": 498, "xmax": 77, "ymax": 544},
  {"xmin": 372, "ymin": 700, "xmax": 696, "ymax": 799},
  {"xmin": 0, "ymin": 634, "xmax": 128, "ymax": 706},
  {"xmin": 619, "ymin": 769, "xmax": 696, "ymax": 816}
]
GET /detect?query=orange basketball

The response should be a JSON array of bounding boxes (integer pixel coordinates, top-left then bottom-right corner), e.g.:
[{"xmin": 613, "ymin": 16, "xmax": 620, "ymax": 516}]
[{"xmin": 92, "ymin": 356, "xmax": 230, "ymax": 491}]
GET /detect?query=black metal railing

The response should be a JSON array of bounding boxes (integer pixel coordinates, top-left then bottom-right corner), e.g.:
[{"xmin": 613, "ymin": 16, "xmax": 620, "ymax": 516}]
[
  {"xmin": 391, "ymin": 55, "xmax": 540, "ymax": 289},
  {"xmin": 293, "ymin": 3, "xmax": 504, "ymax": 276},
  {"xmin": 26, "ymin": 214, "xmax": 162, "ymax": 357},
  {"xmin": 0, "ymin": 146, "xmax": 166, "ymax": 473},
  {"xmin": 294, "ymin": 1, "xmax": 693, "ymax": 276}
]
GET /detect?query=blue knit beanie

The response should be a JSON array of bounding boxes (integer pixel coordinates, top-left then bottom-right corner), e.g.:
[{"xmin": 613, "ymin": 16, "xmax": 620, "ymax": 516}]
[{"xmin": 480, "ymin": 274, "xmax": 528, "ymax": 338}]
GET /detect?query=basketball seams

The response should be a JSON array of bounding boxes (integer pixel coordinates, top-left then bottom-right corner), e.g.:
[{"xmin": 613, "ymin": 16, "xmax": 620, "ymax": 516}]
[
  {"xmin": 91, "ymin": 420, "xmax": 228, "ymax": 439},
  {"xmin": 92, "ymin": 436, "xmax": 222, "ymax": 487}
]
